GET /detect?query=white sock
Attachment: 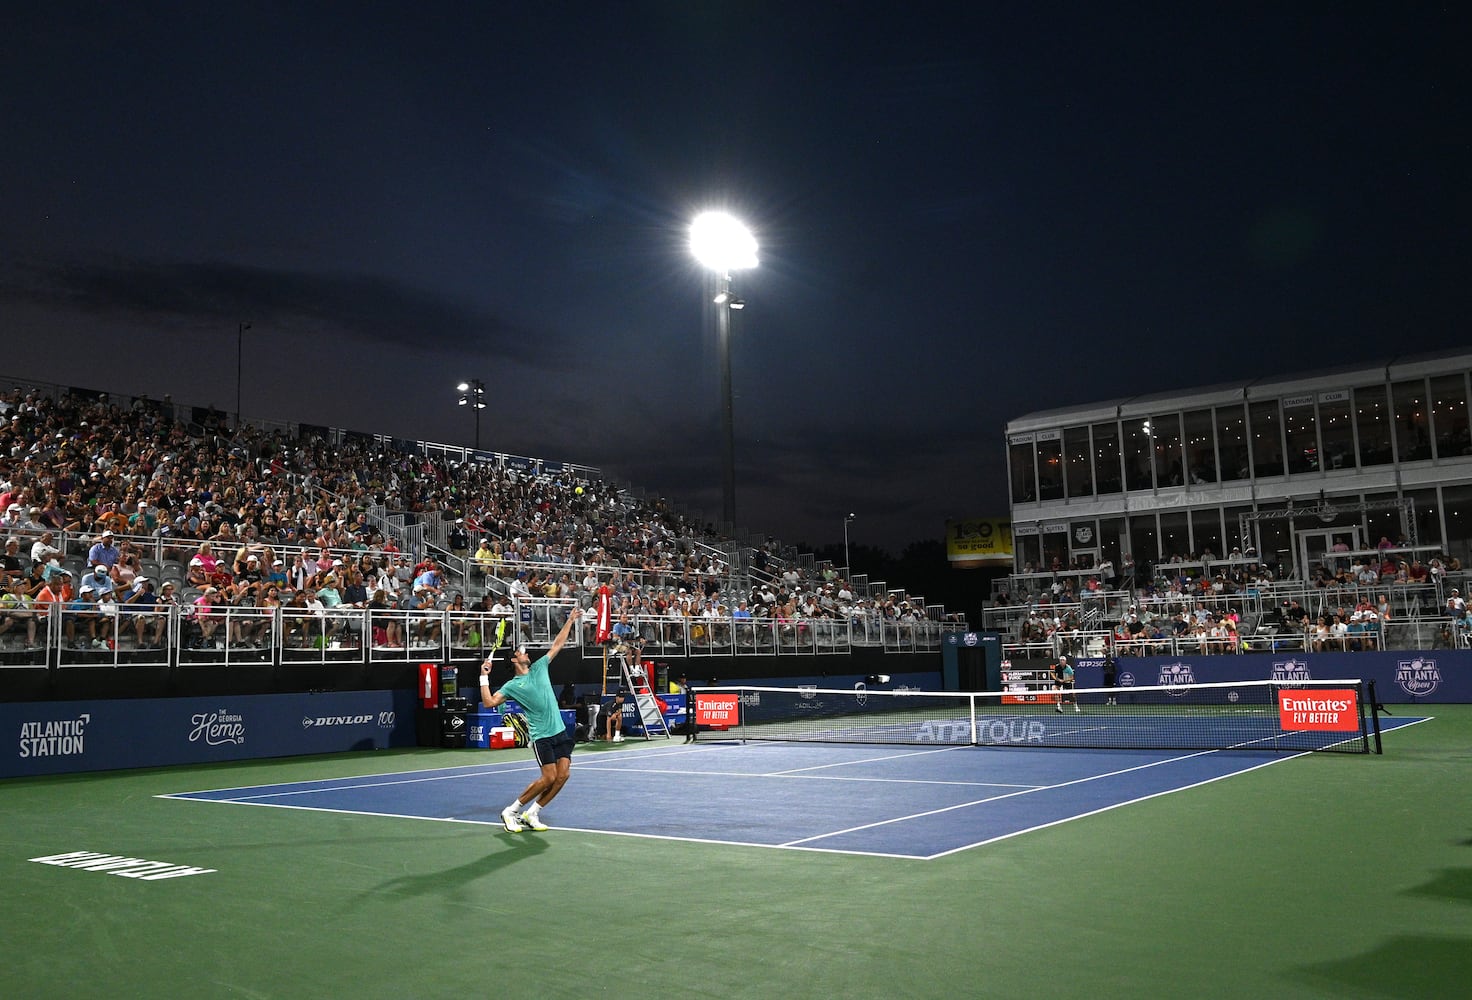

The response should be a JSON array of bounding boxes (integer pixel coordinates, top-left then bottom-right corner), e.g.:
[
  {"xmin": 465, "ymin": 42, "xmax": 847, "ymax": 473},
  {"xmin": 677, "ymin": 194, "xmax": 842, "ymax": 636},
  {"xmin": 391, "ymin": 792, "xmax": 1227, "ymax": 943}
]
[
  {"xmin": 506, "ymin": 798, "xmax": 522, "ymax": 814},
  {"xmin": 523, "ymin": 803, "xmax": 540, "ymax": 819}
]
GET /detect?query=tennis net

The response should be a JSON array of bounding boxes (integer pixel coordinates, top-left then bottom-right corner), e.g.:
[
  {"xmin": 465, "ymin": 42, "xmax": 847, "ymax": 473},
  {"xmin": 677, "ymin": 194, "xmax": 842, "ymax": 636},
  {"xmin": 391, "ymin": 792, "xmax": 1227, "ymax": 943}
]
[{"xmin": 691, "ymin": 679, "xmax": 1382, "ymax": 754}]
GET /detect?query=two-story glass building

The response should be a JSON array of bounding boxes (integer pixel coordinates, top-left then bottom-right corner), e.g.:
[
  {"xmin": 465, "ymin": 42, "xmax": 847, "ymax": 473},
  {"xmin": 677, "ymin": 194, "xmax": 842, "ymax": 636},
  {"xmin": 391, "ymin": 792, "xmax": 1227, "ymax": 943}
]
[{"xmin": 1004, "ymin": 349, "xmax": 1472, "ymax": 580}]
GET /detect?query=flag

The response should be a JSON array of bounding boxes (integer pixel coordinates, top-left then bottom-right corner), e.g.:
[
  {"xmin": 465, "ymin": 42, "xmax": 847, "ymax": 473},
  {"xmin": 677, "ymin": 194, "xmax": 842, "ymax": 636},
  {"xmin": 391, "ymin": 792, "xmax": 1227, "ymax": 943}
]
[{"xmin": 595, "ymin": 585, "xmax": 612, "ymax": 644}]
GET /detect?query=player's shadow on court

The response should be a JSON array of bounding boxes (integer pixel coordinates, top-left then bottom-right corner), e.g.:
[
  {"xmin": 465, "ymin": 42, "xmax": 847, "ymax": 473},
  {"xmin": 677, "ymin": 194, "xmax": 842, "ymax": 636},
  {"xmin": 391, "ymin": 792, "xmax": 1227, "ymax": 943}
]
[
  {"xmin": 1403, "ymin": 867, "xmax": 1472, "ymax": 906},
  {"xmin": 362, "ymin": 833, "xmax": 550, "ymax": 903}
]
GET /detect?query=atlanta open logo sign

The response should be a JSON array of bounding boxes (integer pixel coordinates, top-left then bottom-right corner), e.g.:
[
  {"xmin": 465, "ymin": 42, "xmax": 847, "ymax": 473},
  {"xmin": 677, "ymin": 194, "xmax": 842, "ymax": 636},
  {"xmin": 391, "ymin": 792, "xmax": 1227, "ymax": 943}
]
[{"xmin": 1395, "ymin": 658, "xmax": 1441, "ymax": 697}]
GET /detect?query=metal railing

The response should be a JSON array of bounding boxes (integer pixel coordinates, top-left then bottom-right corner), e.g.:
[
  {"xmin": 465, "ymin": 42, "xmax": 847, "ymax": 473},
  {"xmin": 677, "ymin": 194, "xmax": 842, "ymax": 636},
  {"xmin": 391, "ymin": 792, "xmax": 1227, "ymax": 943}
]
[{"xmin": 0, "ymin": 598, "xmax": 959, "ymax": 668}]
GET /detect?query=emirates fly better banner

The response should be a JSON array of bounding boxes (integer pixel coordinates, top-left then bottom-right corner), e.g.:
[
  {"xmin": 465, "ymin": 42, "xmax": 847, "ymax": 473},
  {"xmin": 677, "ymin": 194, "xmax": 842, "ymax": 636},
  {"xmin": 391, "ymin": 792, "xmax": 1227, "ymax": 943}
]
[{"xmin": 1277, "ymin": 689, "xmax": 1359, "ymax": 731}]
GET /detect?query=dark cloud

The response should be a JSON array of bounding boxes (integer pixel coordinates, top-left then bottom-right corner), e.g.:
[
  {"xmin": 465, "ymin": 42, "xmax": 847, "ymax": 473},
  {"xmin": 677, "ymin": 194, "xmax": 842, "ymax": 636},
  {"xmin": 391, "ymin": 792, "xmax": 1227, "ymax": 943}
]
[{"xmin": 1, "ymin": 257, "xmax": 554, "ymax": 362}]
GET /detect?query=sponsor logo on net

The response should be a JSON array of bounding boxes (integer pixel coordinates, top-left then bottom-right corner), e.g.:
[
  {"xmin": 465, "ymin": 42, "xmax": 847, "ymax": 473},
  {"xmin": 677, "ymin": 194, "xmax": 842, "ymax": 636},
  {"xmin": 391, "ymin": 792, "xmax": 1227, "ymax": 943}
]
[
  {"xmin": 853, "ymin": 682, "xmax": 868, "ymax": 707},
  {"xmin": 301, "ymin": 714, "xmax": 375, "ymax": 729},
  {"xmin": 1396, "ymin": 657, "xmax": 1441, "ymax": 697},
  {"xmin": 1271, "ymin": 658, "xmax": 1312, "ymax": 682},
  {"xmin": 1157, "ymin": 661, "xmax": 1197, "ymax": 695},
  {"xmin": 1117, "ymin": 672, "xmax": 1137, "ymax": 687},
  {"xmin": 189, "ymin": 708, "xmax": 246, "ymax": 746},
  {"xmin": 17, "ymin": 713, "xmax": 91, "ymax": 759}
]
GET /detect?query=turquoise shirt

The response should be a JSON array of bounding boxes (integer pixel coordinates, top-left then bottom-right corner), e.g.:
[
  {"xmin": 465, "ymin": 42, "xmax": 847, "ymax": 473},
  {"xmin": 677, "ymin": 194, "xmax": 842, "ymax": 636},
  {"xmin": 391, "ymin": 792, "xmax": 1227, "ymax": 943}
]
[{"xmin": 498, "ymin": 655, "xmax": 564, "ymax": 741}]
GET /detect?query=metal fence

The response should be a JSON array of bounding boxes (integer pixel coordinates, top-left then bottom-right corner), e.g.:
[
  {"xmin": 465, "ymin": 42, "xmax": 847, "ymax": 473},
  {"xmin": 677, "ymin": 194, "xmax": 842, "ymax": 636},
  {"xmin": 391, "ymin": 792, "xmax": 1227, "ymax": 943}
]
[{"xmin": 0, "ymin": 598, "xmax": 963, "ymax": 669}]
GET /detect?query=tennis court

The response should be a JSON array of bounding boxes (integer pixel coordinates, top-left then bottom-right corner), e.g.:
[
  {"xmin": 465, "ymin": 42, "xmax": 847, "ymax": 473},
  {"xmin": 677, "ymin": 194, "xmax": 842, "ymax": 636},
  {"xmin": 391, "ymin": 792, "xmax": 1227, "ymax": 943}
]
[
  {"xmin": 5, "ymin": 706, "xmax": 1467, "ymax": 999},
  {"xmin": 158, "ymin": 718, "xmax": 1426, "ymax": 860}
]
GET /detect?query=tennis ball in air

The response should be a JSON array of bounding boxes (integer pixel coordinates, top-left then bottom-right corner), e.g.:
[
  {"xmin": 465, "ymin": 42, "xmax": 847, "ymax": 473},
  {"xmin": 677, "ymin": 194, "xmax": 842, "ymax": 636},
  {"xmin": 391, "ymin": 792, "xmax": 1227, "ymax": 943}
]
[{"xmin": 575, "ymin": 486, "xmax": 584, "ymax": 495}]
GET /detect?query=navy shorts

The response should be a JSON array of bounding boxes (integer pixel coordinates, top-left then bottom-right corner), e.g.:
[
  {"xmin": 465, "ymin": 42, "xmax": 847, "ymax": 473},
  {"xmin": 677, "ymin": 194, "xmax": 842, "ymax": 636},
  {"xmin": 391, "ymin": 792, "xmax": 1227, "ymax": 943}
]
[{"xmin": 532, "ymin": 730, "xmax": 575, "ymax": 766}]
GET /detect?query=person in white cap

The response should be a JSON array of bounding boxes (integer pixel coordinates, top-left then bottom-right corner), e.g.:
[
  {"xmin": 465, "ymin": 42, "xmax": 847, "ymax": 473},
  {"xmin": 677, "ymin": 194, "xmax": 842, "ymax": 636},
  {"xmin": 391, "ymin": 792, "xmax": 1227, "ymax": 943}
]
[
  {"xmin": 87, "ymin": 529, "xmax": 121, "ymax": 570},
  {"xmin": 121, "ymin": 577, "xmax": 165, "ymax": 648}
]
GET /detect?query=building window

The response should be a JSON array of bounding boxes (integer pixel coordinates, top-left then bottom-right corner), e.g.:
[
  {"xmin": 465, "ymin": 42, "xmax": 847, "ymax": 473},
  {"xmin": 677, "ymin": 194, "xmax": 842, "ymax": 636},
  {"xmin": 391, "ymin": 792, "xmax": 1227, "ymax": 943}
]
[
  {"xmin": 1429, "ymin": 373, "xmax": 1471, "ymax": 459},
  {"xmin": 1248, "ymin": 400, "xmax": 1285, "ymax": 478},
  {"xmin": 1191, "ymin": 508, "xmax": 1224, "ymax": 559},
  {"xmin": 1151, "ymin": 413, "xmax": 1183, "ymax": 488},
  {"xmin": 1392, "ymin": 379, "xmax": 1431, "ymax": 462},
  {"xmin": 1128, "ymin": 514, "xmax": 1158, "ymax": 571},
  {"xmin": 1064, "ymin": 426, "xmax": 1093, "ymax": 498},
  {"xmin": 1124, "ymin": 419, "xmax": 1152, "ymax": 491},
  {"xmin": 1158, "ymin": 510, "xmax": 1189, "ymax": 561},
  {"xmin": 1355, "ymin": 385, "xmax": 1392, "ymax": 467},
  {"xmin": 1442, "ymin": 485, "xmax": 1472, "ymax": 565},
  {"xmin": 1093, "ymin": 421, "xmax": 1122, "ymax": 495},
  {"xmin": 1218, "ymin": 404, "xmax": 1249, "ymax": 482},
  {"xmin": 1318, "ymin": 393, "xmax": 1355, "ymax": 471},
  {"xmin": 1009, "ymin": 439, "xmax": 1035, "ymax": 504},
  {"xmin": 1037, "ymin": 434, "xmax": 1064, "ymax": 501},
  {"xmin": 1282, "ymin": 399, "xmax": 1318, "ymax": 474},
  {"xmin": 1183, "ymin": 408, "xmax": 1217, "ymax": 484}
]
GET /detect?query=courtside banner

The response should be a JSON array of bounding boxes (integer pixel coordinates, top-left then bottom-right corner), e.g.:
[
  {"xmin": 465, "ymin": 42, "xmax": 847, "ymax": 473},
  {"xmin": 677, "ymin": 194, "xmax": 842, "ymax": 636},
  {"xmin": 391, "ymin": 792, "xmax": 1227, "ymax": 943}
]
[
  {"xmin": 696, "ymin": 692, "xmax": 740, "ymax": 727},
  {"xmin": 3, "ymin": 689, "xmax": 418, "ymax": 778},
  {"xmin": 1278, "ymin": 689, "xmax": 1359, "ymax": 731}
]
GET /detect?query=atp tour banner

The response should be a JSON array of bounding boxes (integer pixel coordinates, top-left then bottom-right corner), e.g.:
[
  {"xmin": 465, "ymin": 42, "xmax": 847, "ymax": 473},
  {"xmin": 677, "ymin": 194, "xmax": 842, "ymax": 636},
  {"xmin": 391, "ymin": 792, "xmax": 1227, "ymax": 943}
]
[
  {"xmin": 3, "ymin": 689, "xmax": 419, "ymax": 778},
  {"xmin": 1048, "ymin": 650, "xmax": 1472, "ymax": 704}
]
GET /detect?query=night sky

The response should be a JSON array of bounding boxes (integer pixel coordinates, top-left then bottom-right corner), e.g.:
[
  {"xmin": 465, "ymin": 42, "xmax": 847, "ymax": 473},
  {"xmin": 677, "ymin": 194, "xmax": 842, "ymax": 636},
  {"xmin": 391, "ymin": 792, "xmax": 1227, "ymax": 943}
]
[{"xmin": 2, "ymin": 4, "xmax": 1466, "ymax": 555}]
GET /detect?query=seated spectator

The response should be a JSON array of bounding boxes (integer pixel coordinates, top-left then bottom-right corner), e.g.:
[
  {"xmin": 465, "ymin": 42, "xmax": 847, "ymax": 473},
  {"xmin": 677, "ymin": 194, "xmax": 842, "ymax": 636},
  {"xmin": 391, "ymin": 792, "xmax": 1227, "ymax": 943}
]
[
  {"xmin": 29, "ymin": 530, "xmax": 61, "ymax": 569},
  {"xmin": 87, "ymin": 529, "xmax": 122, "ymax": 570},
  {"xmin": 602, "ymin": 691, "xmax": 627, "ymax": 742},
  {"xmin": 0, "ymin": 576, "xmax": 38, "ymax": 647},
  {"xmin": 121, "ymin": 577, "xmax": 165, "ymax": 648}
]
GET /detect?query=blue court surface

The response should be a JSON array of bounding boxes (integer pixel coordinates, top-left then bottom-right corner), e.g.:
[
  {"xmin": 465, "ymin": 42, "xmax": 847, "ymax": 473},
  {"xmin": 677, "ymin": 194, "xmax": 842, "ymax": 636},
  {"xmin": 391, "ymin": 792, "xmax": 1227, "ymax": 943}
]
[{"xmin": 161, "ymin": 716, "xmax": 1427, "ymax": 861}]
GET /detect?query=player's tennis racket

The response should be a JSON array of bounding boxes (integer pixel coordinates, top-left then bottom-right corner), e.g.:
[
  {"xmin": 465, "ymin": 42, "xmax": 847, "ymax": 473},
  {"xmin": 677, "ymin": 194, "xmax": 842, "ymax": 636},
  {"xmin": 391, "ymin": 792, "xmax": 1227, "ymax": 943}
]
[{"xmin": 485, "ymin": 617, "xmax": 509, "ymax": 658}]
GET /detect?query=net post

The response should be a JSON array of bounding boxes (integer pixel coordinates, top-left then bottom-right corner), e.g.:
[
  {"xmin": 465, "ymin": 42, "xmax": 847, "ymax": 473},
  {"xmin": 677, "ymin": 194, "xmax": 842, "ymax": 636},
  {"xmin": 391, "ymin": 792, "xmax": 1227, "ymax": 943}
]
[{"xmin": 1366, "ymin": 679, "xmax": 1383, "ymax": 755}]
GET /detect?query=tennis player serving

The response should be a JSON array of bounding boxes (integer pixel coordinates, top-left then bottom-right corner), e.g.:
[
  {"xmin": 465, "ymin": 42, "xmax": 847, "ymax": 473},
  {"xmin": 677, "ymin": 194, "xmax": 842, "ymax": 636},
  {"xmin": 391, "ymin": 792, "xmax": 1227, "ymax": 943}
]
[{"xmin": 480, "ymin": 611, "xmax": 579, "ymax": 832}]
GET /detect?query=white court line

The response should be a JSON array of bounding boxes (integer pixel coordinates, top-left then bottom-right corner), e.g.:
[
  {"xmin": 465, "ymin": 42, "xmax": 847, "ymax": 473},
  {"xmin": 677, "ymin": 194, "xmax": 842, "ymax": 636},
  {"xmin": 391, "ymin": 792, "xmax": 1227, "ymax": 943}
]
[
  {"xmin": 766, "ymin": 744, "xmax": 966, "ymax": 775},
  {"xmin": 920, "ymin": 752, "xmax": 1305, "ymax": 859},
  {"xmin": 158, "ymin": 719, "xmax": 1433, "ymax": 861},
  {"xmin": 154, "ymin": 743, "xmax": 712, "ymax": 802},
  {"xmin": 918, "ymin": 715, "xmax": 1437, "ymax": 859},
  {"xmin": 157, "ymin": 791, "xmax": 927, "ymax": 860},
  {"xmin": 573, "ymin": 764, "xmax": 1039, "ymax": 789},
  {"xmin": 780, "ymin": 746, "xmax": 1242, "ymax": 848}
]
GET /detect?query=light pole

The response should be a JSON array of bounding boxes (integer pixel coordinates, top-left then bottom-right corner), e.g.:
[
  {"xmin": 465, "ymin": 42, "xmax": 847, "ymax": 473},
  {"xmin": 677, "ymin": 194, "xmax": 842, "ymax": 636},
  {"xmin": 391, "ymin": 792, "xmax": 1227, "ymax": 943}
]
[
  {"xmin": 457, "ymin": 379, "xmax": 486, "ymax": 451},
  {"xmin": 844, "ymin": 513, "xmax": 856, "ymax": 570},
  {"xmin": 690, "ymin": 211, "xmax": 757, "ymax": 530},
  {"xmin": 235, "ymin": 321, "xmax": 251, "ymax": 430}
]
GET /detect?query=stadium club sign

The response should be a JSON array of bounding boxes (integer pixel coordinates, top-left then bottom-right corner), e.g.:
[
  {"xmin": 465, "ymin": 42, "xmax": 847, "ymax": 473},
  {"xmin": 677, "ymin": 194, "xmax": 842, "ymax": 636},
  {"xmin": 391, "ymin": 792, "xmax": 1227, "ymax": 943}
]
[{"xmin": 1395, "ymin": 657, "xmax": 1441, "ymax": 697}]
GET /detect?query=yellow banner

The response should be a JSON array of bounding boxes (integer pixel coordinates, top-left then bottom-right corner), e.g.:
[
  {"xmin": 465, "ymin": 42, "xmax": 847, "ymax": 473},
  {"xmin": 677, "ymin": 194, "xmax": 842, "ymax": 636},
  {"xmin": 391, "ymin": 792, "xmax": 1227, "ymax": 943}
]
[{"xmin": 946, "ymin": 518, "xmax": 1013, "ymax": 564}]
